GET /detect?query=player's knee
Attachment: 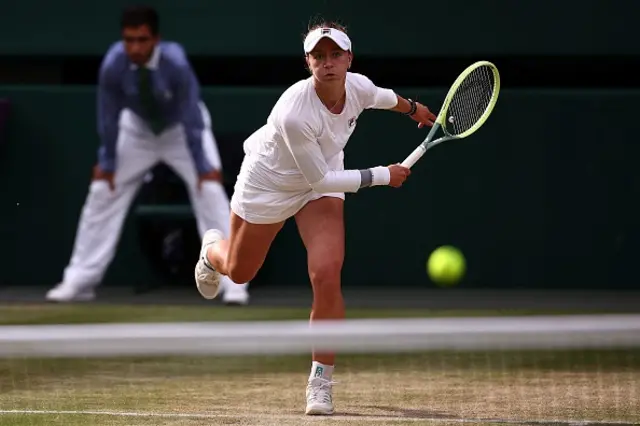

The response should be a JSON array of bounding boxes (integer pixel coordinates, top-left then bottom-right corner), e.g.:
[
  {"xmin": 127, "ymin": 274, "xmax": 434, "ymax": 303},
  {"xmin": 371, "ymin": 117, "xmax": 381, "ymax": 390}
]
[
  {"xmin": 308, "ymin": 258, "xmax": 343, "ymax": 290},
  {"xmin": 87, "ymin": 181, "xmax": 114, "ymax": 206},
  {"xmin": 310, "ymin": 260, "xmax": 344, "ymax": 309},
  {"xmin": 89, "ymin": 180, "xmax": 110, "ymax": 194},
  {"xmin": 199, "ymin": 179, "xmax": 225, "ymax": 192},
  {"xmin": 226, "ymin": 262, "xmax": 258, "ymax": 285}
]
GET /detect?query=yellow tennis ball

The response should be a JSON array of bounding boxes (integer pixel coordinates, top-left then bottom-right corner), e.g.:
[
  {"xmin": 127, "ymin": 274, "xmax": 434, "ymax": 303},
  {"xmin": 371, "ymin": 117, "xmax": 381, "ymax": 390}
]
[{"xmin": 427, "ymin": 245, "xmax": 466, "ymax": 286}]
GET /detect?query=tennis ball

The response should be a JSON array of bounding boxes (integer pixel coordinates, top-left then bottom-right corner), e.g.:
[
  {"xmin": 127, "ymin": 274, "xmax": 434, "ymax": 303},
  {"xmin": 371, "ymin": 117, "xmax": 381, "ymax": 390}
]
[{"xmin": 427, "ymin": 245, "xmax": 466, "ymax": 286}]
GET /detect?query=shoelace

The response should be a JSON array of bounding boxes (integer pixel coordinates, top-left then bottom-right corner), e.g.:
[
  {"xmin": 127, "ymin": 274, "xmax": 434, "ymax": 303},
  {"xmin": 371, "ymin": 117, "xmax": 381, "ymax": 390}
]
[
  {"xmin": 308, "ymin": 378, "xmax": 337, "ymax": 403},
  {"xmin": 197, "ymin": 260, "xmax": 218, "ymax": 287}
]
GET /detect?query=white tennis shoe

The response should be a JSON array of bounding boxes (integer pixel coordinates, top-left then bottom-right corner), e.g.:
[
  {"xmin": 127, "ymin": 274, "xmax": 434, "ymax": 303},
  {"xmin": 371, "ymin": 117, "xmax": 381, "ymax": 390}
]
[
  {"xmin": 45, "ymin": 282, "xmax": 95, "ymax": 302},
  {"xmin": 305, "ymin": 377, "xmax": 335, "ymax": 415},
  {"xmin": 194, "ymin": 229, "xmax": 223, "ymax": 299}
]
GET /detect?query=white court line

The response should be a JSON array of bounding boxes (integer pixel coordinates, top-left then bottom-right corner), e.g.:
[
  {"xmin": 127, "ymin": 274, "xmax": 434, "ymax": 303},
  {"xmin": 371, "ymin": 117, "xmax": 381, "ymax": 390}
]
[{"xmin": 0, "ymin": 409, "xmax": 636, "ymax": 425}]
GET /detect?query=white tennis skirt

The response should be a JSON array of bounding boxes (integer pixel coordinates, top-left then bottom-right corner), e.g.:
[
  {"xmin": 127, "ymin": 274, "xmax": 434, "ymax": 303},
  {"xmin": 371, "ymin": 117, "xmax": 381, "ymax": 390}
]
[{"xmin": 230, "ymin": 158, "xmax": 344, "ymax": 225}]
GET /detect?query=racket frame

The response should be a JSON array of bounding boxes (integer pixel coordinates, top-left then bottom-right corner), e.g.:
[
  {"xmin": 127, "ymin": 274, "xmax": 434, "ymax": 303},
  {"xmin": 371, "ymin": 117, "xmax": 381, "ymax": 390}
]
[{"xmin": 401, "ymin": 60, "xmax": 501, "ymax": 169}]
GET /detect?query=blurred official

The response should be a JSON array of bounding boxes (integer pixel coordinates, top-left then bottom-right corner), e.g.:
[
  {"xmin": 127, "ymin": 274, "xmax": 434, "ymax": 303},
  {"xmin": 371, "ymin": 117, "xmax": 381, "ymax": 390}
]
[{"xmin": 46, "ymin": 5, "xmax": 249, "ymax": 304}]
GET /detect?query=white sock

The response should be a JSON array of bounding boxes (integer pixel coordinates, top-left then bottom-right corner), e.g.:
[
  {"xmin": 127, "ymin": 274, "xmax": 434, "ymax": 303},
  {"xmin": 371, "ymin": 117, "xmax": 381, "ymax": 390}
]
[{"xmin": 309, "ymin": 361, "xmax": 334, "ymax": 381}]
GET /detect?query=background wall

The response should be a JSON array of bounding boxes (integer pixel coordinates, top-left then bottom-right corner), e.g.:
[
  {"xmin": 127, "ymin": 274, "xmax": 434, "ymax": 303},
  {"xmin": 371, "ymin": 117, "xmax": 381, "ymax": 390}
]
[
  {"xmin": 1, "ymin": 0, "xmax": 638, "ymax": 290},
  {"xmin": 1, "ymin": 0, "xmax": 638, "ymax": 56}
]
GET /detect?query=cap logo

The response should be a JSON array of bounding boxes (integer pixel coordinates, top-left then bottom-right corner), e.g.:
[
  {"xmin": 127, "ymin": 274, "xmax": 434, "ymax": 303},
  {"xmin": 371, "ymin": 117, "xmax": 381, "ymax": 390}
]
[{"xmin": 321, "ymin": 28, "xmax": 331, "ymax": 34}]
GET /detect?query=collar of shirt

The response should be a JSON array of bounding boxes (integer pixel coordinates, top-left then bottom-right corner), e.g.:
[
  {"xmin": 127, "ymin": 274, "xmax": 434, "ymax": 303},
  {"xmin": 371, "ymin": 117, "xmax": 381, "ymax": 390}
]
[{"xmin": 129, "ymin": 44, "xmax": 161, "ymax": 71}]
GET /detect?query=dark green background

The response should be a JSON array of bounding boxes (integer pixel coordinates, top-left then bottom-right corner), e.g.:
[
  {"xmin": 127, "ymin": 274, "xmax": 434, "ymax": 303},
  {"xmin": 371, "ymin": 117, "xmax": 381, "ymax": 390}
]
[
  {"xmin": 1, "ymin": 0, "xmax": 638, "ymax": 291},
  {"xmin": 1, "ymin": 86, "xmax": 638, "ymax": 289},
  {"xmin": 1, "ymin": 0, "xmax": 638, "ymax": 56}
]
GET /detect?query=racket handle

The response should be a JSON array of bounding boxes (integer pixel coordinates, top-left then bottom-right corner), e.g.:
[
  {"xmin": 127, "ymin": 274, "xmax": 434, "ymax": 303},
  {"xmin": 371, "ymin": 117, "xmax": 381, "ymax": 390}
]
[{"xmin": 401, "ymin": 145, "xmax": 427, "ymax": 169}]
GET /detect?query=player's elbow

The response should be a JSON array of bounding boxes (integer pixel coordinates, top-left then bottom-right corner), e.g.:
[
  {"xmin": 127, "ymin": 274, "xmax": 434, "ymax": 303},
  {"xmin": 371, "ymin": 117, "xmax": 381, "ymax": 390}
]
[
  {"xmin": 309, "ymin": 174, "xmax": 331, "ymax": 193},
  {"xmin": 309, "ymin": 183, "xmax": 326, "ymax": 193},
  {"xmin": 374, "ymin": 88, "xmax": 399, "ymax": 110}
]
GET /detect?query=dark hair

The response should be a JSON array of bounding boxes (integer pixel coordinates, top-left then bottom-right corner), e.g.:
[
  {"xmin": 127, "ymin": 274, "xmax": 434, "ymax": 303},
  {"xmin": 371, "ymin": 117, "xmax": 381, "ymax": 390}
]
[
  {"xmin": 304, "ymin": 16, "xmax": 348, "ymax": 40},
  {"xmin": 121, "ymin": 5, "xmax": 159, "ymax": 35}
]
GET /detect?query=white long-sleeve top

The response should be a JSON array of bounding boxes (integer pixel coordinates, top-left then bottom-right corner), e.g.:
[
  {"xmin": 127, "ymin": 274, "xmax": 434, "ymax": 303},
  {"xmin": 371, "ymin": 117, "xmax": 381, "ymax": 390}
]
[{"xmin": 240, "ymin": 72, "xmax": 398, "ymax": 193}]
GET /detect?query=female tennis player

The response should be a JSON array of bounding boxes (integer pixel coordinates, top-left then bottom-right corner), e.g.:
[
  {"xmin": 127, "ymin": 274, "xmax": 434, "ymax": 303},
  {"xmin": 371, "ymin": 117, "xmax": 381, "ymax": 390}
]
[{"xmin": 194, "ymin": 22, "xmax": 436, "ymax": 415}]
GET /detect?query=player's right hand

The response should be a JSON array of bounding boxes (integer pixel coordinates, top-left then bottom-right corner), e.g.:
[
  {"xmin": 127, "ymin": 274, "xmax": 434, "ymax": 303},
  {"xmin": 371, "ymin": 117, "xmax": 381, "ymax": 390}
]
[
  {"xmin": 387, "ymin": 164, "xmax": 411, "ymax": 188},
  {"xmin": 92, "ymin": 165, "xmax": 115, "ymax": 191}
]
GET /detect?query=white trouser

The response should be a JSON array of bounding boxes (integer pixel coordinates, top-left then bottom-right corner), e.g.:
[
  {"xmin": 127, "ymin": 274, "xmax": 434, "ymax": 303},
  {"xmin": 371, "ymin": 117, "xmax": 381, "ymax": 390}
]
[{"xmin": 61, "ymin": 104, "xmax": 247, "ymax": 291}]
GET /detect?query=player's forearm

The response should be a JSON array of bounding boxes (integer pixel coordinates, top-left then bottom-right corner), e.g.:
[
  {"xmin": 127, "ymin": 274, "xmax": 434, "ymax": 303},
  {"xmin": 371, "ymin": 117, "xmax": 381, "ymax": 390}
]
[
  {"xmin": 184, "ymin": 128, "xmax": 213, "ymax": 174},
  {"xmin": 390, "ymin": 95, "xmax": 415, "ymax": 115},
  {"xmin": 96, "ymin": 73, "xmax": 122, "ymax": 172},
  {"xmin": 310, "ymin": 167, "xmax": 390, "ymax": 193},
  {"xmin": 97, "ymin": 140, "xmax": 116, "ymax": 172},
  {"xmin": 96, "ymin": 124, "xmax": 118, "ymax": 172},
  {"xmin": 177, "ymin": 70, "xmax": 214, "ymax": 174}
]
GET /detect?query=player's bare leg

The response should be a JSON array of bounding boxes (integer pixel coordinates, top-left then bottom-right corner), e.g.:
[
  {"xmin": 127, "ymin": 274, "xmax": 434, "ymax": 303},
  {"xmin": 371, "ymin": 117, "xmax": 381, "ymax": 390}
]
[
  {"xmin": 295, "ymin": 196, "xmax": 345, "ymax": 415},
  {"xmin": 194, "ymin": 212, "xmax": 283, "ymax": 299}
]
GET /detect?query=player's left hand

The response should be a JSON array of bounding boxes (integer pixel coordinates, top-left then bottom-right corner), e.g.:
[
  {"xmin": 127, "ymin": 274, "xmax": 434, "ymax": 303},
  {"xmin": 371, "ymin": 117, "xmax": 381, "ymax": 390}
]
[
  {"xmin": 198, "ymin": 169, "xmax": 223, "ymax": 190},
  {"xmin": 411, "ymin": 103, "xmax": 437, "ymax": 128}
]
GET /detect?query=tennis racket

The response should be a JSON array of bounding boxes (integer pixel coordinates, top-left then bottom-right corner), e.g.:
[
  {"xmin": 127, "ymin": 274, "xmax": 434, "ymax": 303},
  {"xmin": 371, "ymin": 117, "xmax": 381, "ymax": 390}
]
[{"xmin": 401, "ymin": 60, "xmax": 501, "ymax": 169}]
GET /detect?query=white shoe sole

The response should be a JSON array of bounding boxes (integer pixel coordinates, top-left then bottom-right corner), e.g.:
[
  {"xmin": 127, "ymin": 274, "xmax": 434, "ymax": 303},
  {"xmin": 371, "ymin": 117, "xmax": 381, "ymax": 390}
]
[
  {"xmin": 305, "ymin": 405, "xmax": 334, "ymax": 415},
  {"xmin": 45, "ymin": 289, "xmax": 95, "ymax": 303}
]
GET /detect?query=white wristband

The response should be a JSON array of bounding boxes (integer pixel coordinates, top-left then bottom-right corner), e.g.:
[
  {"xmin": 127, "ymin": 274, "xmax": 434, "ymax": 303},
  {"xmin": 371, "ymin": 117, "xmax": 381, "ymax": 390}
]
[{"xmin": 370, "ymin": 166, "xmax": 391, "ymax": 186}]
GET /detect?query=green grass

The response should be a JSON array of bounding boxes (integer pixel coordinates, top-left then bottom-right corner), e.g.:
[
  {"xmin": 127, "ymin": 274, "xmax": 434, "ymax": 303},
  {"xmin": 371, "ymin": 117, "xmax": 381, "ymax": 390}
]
[
  {"xmin": 1, "ymin": 349, "xmax": 638, "ymax": 425},
  {"xmin": 0, "ymin": 303, "xmax": 618, "ymax": 325},
  {"xmin": 1, "ymin": 304, "xmax": 638, "ymax": 425}
]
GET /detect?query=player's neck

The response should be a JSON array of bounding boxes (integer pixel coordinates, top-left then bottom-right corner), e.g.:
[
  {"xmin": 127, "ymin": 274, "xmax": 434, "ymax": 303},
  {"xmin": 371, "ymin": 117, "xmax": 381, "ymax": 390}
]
[{"xmin": 313, "ymin": 80, "xmax": 346, "ymax": 112}]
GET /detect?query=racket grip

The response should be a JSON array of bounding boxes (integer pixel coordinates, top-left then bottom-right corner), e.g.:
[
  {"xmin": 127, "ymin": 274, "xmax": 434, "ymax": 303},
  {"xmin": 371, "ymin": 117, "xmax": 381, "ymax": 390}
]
[{"xmin": 401, "ymin": 145, "xmax": 427, "ymax": 169}]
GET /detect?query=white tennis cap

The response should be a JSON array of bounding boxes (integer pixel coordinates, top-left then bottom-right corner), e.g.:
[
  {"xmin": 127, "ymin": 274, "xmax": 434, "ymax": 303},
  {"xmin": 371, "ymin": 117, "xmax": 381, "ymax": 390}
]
[{"xmin": 303, "ymin": 27, "xmax": 352, "ymax": 53}]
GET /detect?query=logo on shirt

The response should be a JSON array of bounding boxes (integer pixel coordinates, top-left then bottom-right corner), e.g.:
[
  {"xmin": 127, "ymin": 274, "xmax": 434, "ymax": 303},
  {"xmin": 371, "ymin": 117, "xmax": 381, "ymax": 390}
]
[{"xmin": 348, "ymin": 117, "xmax": 356, "ymax": 128}]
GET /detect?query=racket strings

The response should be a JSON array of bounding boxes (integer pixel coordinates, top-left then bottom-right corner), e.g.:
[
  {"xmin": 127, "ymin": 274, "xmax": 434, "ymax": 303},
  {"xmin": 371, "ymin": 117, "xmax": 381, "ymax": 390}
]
[{"xmin": 445, "ymin": 66, "xmax": 495, "ymax": 136}]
